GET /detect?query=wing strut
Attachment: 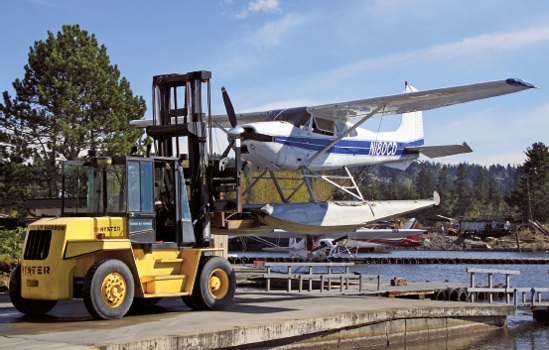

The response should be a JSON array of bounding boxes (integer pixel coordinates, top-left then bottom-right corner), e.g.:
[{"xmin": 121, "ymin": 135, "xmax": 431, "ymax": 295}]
[
  {"xmin": 304, "ymin": 104, "xmax": 385, "ymax": 167},
  {"xmin": 301, "ymin": 166, "xmax": 364, "ymax": 201}
]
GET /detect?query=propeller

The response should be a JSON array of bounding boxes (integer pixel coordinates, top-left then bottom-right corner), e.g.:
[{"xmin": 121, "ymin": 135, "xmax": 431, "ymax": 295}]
[
  {"xmin": 332, "ymin": 235, "xmax": 349, "ymax": 244},
  {"xmin": 220, "ymin": 87, "xmax": 273, "ymax": 142},
  {"xmin": 221, "ymin": 87, "xmax": 244, "ymax": 138}
]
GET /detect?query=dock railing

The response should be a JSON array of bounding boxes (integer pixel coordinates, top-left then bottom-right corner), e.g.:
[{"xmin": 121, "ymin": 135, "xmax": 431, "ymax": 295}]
[
  {"xmin": 467, "ymin": 268, "xmax": 519, "ymax": 303},
  {"xmin": 514, "ymin": 287, "xmax": 549, "ymax": 309},
  {"xmin": 262, "ymin": 262, "xmax": 383, "ymax": 294},
  {"xmin": 467, "ymin": 268, "xmax": 549, "ymax": 310}
]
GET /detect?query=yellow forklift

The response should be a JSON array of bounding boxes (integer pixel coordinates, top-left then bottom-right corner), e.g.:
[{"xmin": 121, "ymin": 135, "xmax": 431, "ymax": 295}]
[{"xmin": 9, "ymin": 71, "xmax": 238, "ymax": 320}]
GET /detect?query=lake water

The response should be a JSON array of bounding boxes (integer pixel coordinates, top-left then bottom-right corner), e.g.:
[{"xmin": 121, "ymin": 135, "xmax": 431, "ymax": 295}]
[{"xmin": 234, "ymin": 250, "xmax": 549, "ymax": 349}]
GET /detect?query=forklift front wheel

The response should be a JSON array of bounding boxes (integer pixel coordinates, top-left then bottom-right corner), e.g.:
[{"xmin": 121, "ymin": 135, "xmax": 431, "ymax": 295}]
[
  {"xmin": 83, "ymin": 259, "xmax": 135, "ymax": 320},
  {"xmin": 184, "ymin": 257, "xmax": 235, "ymax": 311},
  {"xmin": 9, "ymin": 264, "xmax": 57, "ymax": 316}
]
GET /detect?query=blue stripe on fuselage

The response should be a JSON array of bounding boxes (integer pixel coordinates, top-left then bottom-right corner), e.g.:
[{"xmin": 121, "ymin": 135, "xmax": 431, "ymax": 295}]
[{"xmin": 274, "ymin": 137, "xmax": 424, "ymax": 156}]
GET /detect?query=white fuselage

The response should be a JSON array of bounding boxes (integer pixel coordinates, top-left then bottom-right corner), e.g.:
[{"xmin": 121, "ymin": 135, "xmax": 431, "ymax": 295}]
[{"xmin": 240, "ymin": 119, "xmax": 423, "ymax": 171}]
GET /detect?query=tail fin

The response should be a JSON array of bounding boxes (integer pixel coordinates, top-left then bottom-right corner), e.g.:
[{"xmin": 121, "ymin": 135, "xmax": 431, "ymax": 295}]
[
  {"xmin": 402, "ymin": 218, "xmax": 418, "ymax": 229},
  {"xmin": 291, "ymin": 238, "xmax": 309, "ymax": 259},
  {"xmin": 394, "ymin": 83, "xmax": 424, "ymax": 142}
]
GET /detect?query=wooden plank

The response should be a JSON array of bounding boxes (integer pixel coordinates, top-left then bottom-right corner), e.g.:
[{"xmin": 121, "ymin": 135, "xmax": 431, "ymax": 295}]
[{"xmin": 466, "ymin": 268, "xmax": 520, "ymax": 275}]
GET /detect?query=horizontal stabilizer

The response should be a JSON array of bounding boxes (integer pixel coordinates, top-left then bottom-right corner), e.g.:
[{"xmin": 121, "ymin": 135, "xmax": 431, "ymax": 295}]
[{"xmin": 405, "ymin": 142, "xmax": 472, "ymax": 159}]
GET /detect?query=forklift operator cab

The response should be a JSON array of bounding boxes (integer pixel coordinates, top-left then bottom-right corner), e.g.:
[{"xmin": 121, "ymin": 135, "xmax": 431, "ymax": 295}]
[{"xmin": 62, "ymin": 155, "xmax": 195, "ymax": 246}]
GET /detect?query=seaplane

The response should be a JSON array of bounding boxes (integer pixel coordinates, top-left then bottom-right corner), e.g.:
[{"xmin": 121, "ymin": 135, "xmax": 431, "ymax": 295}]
[
  {"xmin": 130, "ymin": 77, "xmax": 535, "ymax": 236},
  {"xmin": 249, "ymin": 218, "xmax": 424, "ymax": 260}
]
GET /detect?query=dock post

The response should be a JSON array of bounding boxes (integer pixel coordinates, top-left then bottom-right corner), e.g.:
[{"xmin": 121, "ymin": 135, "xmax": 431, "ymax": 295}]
[
  {"xmin": 488, "ymin": 273, "xmax": 493, "ymax": 303},
  {"xmin": 299, "ymin": 275, "xmax": 303, "ymax": 293},
  {"xmin": 267, "ymin": 266, "xmax": 271, "ymax": 292},
  {"xmin": 359, "ymin": 275, "xmax": 363, "ymax": 293},
  {"xmin": 506, "ymin": 274, "xmax": 511, "ymax": 304},
  {"xmin": 340, "ymin": 276, "xmax": 344, "ymax": 293},
  {"xmin": 320, "ymin": 275, "xmax": 325, "ymax": 293},
  {"xmin": 377, "ymin": 275, "xmax": 381, "ymax": 292},
  {"xmin": 308, "ymin": 266, "xmax": 313, "ymax": 292},
  {"xmin": 287, "ymin": 266, "xmax": 292, "ymax": 292}
]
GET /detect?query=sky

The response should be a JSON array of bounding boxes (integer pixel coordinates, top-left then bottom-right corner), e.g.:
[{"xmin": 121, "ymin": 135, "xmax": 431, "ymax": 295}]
[{"xmin": 1, "ymin": 0, "xmax": 548, "ymax": 167}]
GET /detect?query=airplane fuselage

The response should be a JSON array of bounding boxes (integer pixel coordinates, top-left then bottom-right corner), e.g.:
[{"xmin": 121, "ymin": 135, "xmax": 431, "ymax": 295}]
[{"xmin": 240, "ymin": 120, "xmax": 423, "ymax": 171}]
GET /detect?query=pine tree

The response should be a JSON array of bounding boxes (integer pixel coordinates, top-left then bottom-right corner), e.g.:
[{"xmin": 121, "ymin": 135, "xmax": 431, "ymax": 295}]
[
  {"xmin": 436, "ymin": 164, "xmax": 454, "ymax": 215},
  {"xmin": 487, "ymin": 178, "xmax": 503, "ymax": 211},
  {"xmin": 0, "ymin": 25, "xmax": 147, "ymax": 199},
  {"xmin": 507, "ymin": 142, "xmax": 549, "ymax": 222},
  {"xmin": 415, "ymin": 167, "xmax": 436, "ymax": 198},
  {"xmin": 453, "ymin": 163, "xmax": 472, "ymax": 216},
  {"xmin": 473, "ymin": 167, "xmax": 489, "ymax": 206}
]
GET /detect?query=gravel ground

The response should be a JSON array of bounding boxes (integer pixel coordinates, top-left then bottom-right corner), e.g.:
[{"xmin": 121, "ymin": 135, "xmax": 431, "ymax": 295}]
[{"xmin": 385, "ymin": 232, "xmax": 488, "ymax": 251}]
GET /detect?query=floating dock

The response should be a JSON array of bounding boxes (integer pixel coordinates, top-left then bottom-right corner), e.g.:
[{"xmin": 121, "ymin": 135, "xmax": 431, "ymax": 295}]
[{"xmin": 229, "ymin": 256, "xmax": 549, "ymax": 265}]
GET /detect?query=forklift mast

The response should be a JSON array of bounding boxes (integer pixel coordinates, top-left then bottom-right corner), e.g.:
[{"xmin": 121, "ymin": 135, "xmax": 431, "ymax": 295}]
[{"xmin": 146, "ymin": 71, "xmax": 212, "ymax": 247}]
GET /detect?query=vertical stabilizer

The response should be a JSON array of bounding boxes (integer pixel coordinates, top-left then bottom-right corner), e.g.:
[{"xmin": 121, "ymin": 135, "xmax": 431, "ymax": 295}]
[
  {"xmin": 402, "ymin": 218, "xmax": 418, "ymax": 229},
  {"xmin": 394, "ymin": 83, "xmax": 424, "ymax": 142}
]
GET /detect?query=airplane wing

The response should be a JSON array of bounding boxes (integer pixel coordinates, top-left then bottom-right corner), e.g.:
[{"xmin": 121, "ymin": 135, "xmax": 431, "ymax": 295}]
[
  {"xmin": 128, "ymin": 111, "xmax": 268, "ymax": 128},
  {"xmin": 405, "ymin": 142, "xmax": 473, "ymax": 159},
  {"xmin": 129, "ymin": 78, "xmax": 534, "ymax": 128},
  {"xmin": 306, "ymin": 78, "xmax": 535, "ymax": 122},
  {"xmin": 210, "ymin": 111, "xmax": 268, "ymax": 129}
]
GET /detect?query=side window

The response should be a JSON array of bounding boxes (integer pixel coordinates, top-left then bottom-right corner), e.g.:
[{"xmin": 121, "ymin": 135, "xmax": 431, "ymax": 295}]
[
  {"xmin": 128, "ymin": 161, "xmax": 154, "ymax": 212},
  {"xmin": 296, "ymin": 114, "xmax": 311, "ymax": 130},
  {"xmin": 337, "ymin": 122, "xmax": 358, "ymax": 137},
  {"xmin": 312, "ymin": 117, "xmax": 338, "ymax": 136},
  {"xmin": 106, "ymin": 164, "xmax": 127, "ymax": 212}
]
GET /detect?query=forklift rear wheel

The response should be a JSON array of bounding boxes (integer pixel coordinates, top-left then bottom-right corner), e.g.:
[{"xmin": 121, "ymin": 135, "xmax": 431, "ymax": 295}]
[
  {"xmin": 183, "ymin": 257, "xmax": 235, "ymax": 311},
  {"xmin": 83, "ymin": 259, "xmax": 135, "ymax": 320},
  {"xmin": 9, "ymin": 264, "xmax": 57, "ymax": 315}
]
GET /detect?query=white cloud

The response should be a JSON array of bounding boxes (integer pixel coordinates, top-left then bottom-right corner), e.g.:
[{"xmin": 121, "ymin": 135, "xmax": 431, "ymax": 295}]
[
  {"xmin": 426, "ymin": 26, "xmax": 549, "ymax": 59},
  {"xmin": 235, "ymin": 0, "xmax": 281, "ymax": 19},
  {"xmin": 247, "ymin": 13, "xmax": 308, "ymax": 47},
  {"xmin": 328, "ymin": 25, "xmax": 549, "ymax": 80}
]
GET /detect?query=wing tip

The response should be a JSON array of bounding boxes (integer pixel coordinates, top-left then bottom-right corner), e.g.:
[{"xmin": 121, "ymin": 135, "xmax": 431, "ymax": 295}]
[
  {"xmin": 462, "ymin": 141, "xmax": 473, "ymax": 153},
  {"xmin": 506, "ymin": 78, "xmax": 536, "ymax": 89}
]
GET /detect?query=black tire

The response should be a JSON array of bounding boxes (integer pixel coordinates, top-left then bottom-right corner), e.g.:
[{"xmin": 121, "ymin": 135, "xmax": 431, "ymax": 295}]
[
  {"xmin": 434, "ymin": 289, "xmax": 446, "ymax": 301},
  {"xmin": 83, "ymin": 259, "xmax": 135, "ymax": 320},
  {"xmin": 456, "ymin": 288, "xmax": 468, "ymax": 302},
  {"xmin": 446, "ymin": 288, "xmax": 458, "ymax": 301},
  {"xmin": 9, "ymin": 264, "xmax": 57, "ymax": 316},
  {"xmin": 184, "ymin": 256, "xmax": 235, "ymax": 311},
  {"xmin": 132, "ymin": 297, "xmax": 163, "ymax": 308}
]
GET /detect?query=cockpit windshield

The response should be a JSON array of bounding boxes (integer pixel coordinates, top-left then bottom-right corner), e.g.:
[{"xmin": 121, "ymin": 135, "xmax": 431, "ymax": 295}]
[{"xmin": 265, "ymin": 107, "xmax": 309, "ymax": 125}]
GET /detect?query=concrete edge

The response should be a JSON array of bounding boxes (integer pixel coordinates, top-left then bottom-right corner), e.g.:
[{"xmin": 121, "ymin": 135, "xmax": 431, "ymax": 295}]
[{"xmin": 90, "ymin": 304, "xmax": 514, "ymax": 350}]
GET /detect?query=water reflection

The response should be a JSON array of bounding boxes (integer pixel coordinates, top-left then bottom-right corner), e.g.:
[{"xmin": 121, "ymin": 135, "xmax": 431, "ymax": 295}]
[{"xmin": 235, "ymin": 250, "xmax": 549, "ymax": 348}]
